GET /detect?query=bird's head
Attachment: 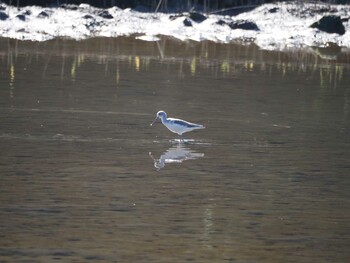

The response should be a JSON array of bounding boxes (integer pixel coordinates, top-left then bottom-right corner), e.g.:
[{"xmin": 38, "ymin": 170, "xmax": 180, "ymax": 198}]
[{"xmin": 150, "ymin": 110, "xmax": 167, "ymax": 126}]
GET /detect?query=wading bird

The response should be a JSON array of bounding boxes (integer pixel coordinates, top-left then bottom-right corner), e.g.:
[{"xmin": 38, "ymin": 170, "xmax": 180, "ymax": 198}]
[{"xmin": 150, "ymin": 110, "xmax": 205, "ymax": 141}]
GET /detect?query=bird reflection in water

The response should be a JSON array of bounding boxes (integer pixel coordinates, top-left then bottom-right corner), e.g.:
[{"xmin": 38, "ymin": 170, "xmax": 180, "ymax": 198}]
[{"xmin": 149, "ymin": 144, "xmax": 204, "ymax": 170}]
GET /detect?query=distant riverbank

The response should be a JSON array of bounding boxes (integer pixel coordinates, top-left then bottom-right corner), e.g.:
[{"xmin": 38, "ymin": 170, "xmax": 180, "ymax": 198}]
[{"xmin": 0, "ymin": 1, "xmax": 349, "ymax": 51}]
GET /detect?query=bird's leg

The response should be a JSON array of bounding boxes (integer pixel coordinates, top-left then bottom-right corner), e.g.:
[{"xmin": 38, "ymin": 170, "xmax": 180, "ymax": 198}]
[{"xmin": 179, "ymin": 135, "xmax": 184, "ymax": 143}]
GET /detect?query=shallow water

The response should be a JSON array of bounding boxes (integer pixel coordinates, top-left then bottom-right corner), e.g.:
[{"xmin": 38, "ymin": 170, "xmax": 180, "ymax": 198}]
[{"xmin": 0, "ymin": 37, "xmax": 349, "ymax": 262}]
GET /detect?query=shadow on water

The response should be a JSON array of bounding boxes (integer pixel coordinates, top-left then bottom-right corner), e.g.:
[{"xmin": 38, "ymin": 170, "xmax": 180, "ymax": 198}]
[{"xmin": 0, "ymin": 37, "xmax": 350, "ymax": 262}]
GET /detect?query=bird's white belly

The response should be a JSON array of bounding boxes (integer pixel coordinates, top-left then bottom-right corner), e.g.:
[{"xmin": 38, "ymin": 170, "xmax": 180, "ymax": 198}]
[{"xmin": 164, "ymin": 122, "xmax": 188, "ymax": 135}]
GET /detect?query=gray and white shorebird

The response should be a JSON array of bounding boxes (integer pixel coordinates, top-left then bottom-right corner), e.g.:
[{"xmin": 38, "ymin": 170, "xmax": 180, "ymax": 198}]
[{"xmin": 150, "ymin": 110, "xmax": 205, "ymax": 140}]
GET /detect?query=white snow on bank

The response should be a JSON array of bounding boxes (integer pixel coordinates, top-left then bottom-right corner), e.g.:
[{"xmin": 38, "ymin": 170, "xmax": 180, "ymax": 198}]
[{"xmin": 0, "ymin": 1, "xmax": 349, "ymax": 50}]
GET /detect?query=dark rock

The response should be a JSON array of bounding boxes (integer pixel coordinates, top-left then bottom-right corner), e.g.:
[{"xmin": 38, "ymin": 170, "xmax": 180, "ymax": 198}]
[
  {"xmin": 0, "ymin": 6, "xmax": 6, "ymax": 11},
  {"xmin": 16, "ymin": 14, "xmax": 26, "ymax": 21},
  {"xmin": 269, "ymin": 7, "xmax": 279, "ymax": 13},
  {"xmin": 229, "ymin": 20, "xmax": 259, "ymax": 31},
  {"xmin": 189, "ymin": 12, "xmax": 206, "ymax": 23},
  {"xmin": 98, "ymin": 10, "xmax": 113, "ymax": 19},
  {"xmin": 169, "ymin": 14, "xmax": 184, "ymax": 21},
  {"xmin": 183, "ymin": 18, "xmax": 192, "ymax": 27},
  {"xmin": 317, "ymin": 7, "xmax": 336, "ymax": 14},
  {"xmin": 0, "ymin": 11, "xmax": 9, "ymax": 20},
  {"xmin": 310, "ymin": 15, "xmax": 345, "ymax": 35},
  {"xmin": 16, "ymin": 10, "xmax": 32, "ymax": 21},
  {"xmin": 85, "ymin": 20, "xmax": 99, "ymax": 29},
  {"xmin": 61, "ymin": 4, "xmax": 78, "ymax": 10},
  {"xmin": 216, "ymin": 19, "xmax": 227, "ymax": 26},
  {"xmin": 83, "ymin": 14, "xmax": 94, "ymax": 19},
  {"xmin": 170, "ymin": 12, "xmax": 206, "ymax": 24},
  {"xmin": 38, "ymin": 11, "xmax": 49, "ymax": 18}
]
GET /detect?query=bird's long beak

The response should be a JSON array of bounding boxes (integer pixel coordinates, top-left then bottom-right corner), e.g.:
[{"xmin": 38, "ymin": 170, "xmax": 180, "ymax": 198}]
[{"xmin": 150, "ymin": 116, "xmax": 159, "ymax": 126}]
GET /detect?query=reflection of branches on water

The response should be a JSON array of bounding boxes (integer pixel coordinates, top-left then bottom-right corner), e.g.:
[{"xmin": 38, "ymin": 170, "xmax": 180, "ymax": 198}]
[
  {"xmin": 1, "ymin": 37, "xmax": 349, "ymax": 87},
  {"xmin": 200, "ymin": 202, "xmax": 215, "ymax": 249},
  {"xmin": 9, "ymin": 63, "xmax": 14, "ymax": 100},
  {"xmin": 320, "ymin": 64, "xmax": 344, "ymax": 89}
]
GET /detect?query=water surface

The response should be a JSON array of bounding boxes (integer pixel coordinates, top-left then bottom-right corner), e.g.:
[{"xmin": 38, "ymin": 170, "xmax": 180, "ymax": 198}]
[{"xmin": 0, "ymin": 37, "xmax": 349, "ymax": 262}]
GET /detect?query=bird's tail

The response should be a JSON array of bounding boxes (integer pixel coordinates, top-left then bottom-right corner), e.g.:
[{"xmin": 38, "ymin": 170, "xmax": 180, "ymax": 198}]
[{"xmin": 194, "ymin": 124, "xmax": 205, "ymax": 130}]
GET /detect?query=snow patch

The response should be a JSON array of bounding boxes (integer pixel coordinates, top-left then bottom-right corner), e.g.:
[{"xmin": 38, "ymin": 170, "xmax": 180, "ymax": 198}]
[{"xmin": 135, "ymin": 34, "xmax": 160, "ymax": 41}]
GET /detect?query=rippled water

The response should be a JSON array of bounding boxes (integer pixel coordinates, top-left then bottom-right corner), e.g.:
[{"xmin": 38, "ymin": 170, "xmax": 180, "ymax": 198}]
[{"xmin": 0, "ymin": 37, "xmax": 349, "ymax": 262}]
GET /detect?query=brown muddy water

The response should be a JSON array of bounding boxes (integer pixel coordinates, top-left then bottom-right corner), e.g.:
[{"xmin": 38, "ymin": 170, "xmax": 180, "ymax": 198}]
[{"xmin": 0, "ymin": 37, "xmax": 349, "ymax": 262}]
